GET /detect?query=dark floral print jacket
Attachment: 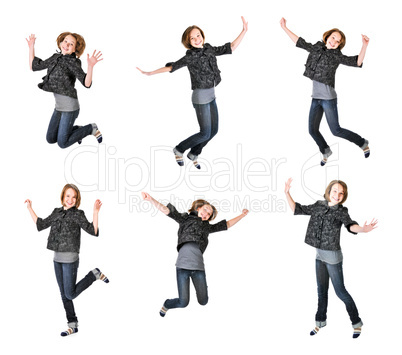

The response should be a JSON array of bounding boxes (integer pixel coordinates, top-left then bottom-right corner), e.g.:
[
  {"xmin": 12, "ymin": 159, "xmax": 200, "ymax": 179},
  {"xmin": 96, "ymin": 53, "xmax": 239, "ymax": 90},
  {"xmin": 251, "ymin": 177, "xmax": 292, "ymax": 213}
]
[
  {"xmin": 165, "ymin": 42, "xmax": 232, "ymax": 90},
  {"xmin": 32, "ymin": 53, "xmax": 90, "ymax": 99},
  {"xmin": 296, "ymin": 37, "xmax": 362, "ymax": 88},
  {"xmin": 36, "ymin": 207, "xmax": 98, "ymax": 253},
  {"xmin": 167, "ymin": 203, "xmax": 227, "ymax": 254},
  {"xmin": 294, "ymin": 200, "xmax": 358, "ymax": 251}
]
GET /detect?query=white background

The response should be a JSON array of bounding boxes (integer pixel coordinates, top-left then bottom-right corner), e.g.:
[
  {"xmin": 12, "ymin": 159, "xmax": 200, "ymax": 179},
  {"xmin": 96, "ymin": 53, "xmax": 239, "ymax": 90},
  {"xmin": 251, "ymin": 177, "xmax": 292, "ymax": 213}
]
[{"xmin": 1, "ymin": 0, "xmax": 400, "ymax": 354}]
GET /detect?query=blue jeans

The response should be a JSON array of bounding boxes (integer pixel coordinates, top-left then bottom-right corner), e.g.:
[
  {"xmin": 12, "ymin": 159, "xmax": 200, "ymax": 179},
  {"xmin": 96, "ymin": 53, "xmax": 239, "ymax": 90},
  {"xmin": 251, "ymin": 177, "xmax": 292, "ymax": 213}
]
[
  {"xmin": 315, "ymin": 259, "xmax": 362, "ymax": 328},
  {"xmin": 175, "ymin": 99, "xmax": 219, "ymax": 156},
  {"xmin": 53, "ymin": 260, "xmax": 96, "ymax": 326},
  {"xmin": 163, "ymin": 268, "xmax": 208, "ymax": 309},
  {"xmin": 46, "ymin": 109, "xmax": 93, "ymax": 149},
  {"xmin": 308, "ymin": 99, "xmax": 365, "ymax": 154}
]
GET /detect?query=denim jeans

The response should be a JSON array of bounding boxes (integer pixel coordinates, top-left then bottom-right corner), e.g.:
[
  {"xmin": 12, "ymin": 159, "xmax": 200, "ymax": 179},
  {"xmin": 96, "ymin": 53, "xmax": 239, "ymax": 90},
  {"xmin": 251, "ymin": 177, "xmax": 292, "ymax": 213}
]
[
  {"xmin": 308, "ymin": 99, "xmax": 365, "ymax": 154},
  {"xmin": 46, "ymin": 109, "xmax": 93, "ymax": 149},
  {"xmin": 175, "ymin": 99, "xmax": 219, "ymax": 156},
  {"xmin": 163, "ymin": 268, "xmax": 208, "ymax": 309},
  {"xmin": 53, "ymin": 260, "xmax": 96, "ymax": 326},
  {"xmin": 315, "ymin": 259, "xmax": 362, "ymax": 328}
]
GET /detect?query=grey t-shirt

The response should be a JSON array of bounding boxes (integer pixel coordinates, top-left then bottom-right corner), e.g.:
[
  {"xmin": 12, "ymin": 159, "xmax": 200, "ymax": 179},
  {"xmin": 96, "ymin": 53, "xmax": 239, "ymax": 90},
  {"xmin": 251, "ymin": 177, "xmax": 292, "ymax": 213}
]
[
  {"xmin": 53, "ymin": 251, "xmax": 79, "ymax": 263},
  {"xmin": 54, "ymin": 93, "xmax": 80, "ymax": 112},
  {"xmin": 316, "ymin": 248, "xmax": 343, "ymax": 265},
  {"xmin": 312, "ymin": 80, "xmax": 337, "ymax": 100},
  {"xmin": 191, "ymin": 87, "xmax": 215, "ymax": 105},
  {"xmin": 176, "ymin": 242, "xmax": 205, "ymax": 270}
]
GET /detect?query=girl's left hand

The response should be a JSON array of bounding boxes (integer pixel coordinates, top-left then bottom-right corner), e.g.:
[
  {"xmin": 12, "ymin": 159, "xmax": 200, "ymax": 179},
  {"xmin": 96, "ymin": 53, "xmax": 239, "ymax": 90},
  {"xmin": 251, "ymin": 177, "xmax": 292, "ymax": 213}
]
[
  {"xmin": 87, "ymin": 50, "xmax": 103, "ymax": 67},
  {"xmin": 94, "ymin": 199, "xmax": 102, "ymax": 212},
  {"xmin": 241, "ymin": 16, "xmax": 248, "ymax": 32},
  {"xmin": 242, "ymin": 209, "xmax": 249, "ymax": 216},
  {"xmin": 361, "ymin": 34, "xmax": 370, "ymax": 46},
  {"xmin": 362, "ymin": 218, "xmax": 378, "ymax": 233}
]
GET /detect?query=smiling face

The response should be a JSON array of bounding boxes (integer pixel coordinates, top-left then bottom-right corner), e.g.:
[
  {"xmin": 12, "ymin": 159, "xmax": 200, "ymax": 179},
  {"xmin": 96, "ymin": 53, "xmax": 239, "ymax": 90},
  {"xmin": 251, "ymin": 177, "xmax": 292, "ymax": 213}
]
[
  {"xmin": 189, "ymin": 28, "xmax": 204, "ymax": 48},
  {"xmin": 325, "ymin": 31, "xmax": 342, "ymax": 49},
  {"xmin": 63, "ymin": 188, "xmax": 77, "ymax": 209},
  {"xmin": 60, "ymin": 34, "xmax": 77, "ymax": 55},
  {"xmin": 328, "ymin": 183, "xmax": 345, "ymax": 206},
  {"xmin": 197, "ymin": 204, "xmax": 213, "ymax": 221}
]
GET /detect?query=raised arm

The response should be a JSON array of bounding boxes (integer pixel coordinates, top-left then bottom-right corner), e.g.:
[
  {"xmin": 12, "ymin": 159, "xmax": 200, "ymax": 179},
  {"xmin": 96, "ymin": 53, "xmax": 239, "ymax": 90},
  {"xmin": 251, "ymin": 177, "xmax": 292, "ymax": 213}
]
[
  {"xmin": 231, "ymin": 16, "xmax": 248, "ymax": 51},
  {"xmin": 142, "ymin": 192, "xmax": 170, "ymax": 215},
  {"xmin": 136, "ymin": 66, "xmax": 172, "ymax": 76},
  {"xmin": 226, "ymin": 209, "xmax": 249, "ymax": 229},
  {"xmin": 349, "ymin": 218, "xmax": 378, "ymax": 234},
  {"xmin": 92, "ymin": 199, "xmax": 102, "ymax": 235},
  {"xmin": 26, "ymin": 34, "xmax": 36, "ymax": 70},
  {"xmin": 85, "ymin": 50, "xmax": 103, "ymax": 87},
  {"xmin": 357, "ymin": 35, "xmax": 369, "ymax": 67},
  {"xmin": 25, "ymin": 199, "xmax": 38, "ymax": 223},
  {"xmin": 280, "ymin": 18, "xmax": 299, "ymax": 44},
  {"xmin": 284, "ymin": 178, "xmax": 296, "ymax": 213}
]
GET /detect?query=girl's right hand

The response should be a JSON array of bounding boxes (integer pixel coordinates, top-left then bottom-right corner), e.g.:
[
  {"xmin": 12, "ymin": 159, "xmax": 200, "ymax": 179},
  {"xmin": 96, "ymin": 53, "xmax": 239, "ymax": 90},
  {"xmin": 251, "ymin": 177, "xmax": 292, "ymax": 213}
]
[
  {"xmin": 284, "ymin": 178, "xmax": 293, "ymax": 193},
  {"xmin": 141, "ymin": 192, "xmax": 152, "ymax": 200},
  {"xmin": 280, "ymin": 18, "xmax": 287, "ymax": 29},
  {"xmin": 136, "ymin": 67, "xmax": 152, "ymax": 76},
  {"xmin": 25, "ymin": 199, "xmax": 32, "ymax": 208},
  {"xmin": 26, "ymin": 34, "xmax": 36, "ymax": 48}
]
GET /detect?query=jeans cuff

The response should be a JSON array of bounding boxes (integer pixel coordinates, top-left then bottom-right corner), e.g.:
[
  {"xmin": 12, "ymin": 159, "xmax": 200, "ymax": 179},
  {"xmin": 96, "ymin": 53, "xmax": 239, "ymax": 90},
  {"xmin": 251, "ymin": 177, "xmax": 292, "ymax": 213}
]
[
  {"xmin": 360, "ymin": 139, "xmax": 369, "ymax": 150},
  {"xmin": 68, "ymin": 321, "xmax": 78, "ymax": 328},
  {"xmin": 353, "ymin": 321, "xmax": 363, "ymax": 328},
  {"xmin": 315, "ymin": 320, "xmax": 327, "ymax": 328},
  {"xmin": 173, "ymin": 147, "xmax": 183, "ymax": 156}
]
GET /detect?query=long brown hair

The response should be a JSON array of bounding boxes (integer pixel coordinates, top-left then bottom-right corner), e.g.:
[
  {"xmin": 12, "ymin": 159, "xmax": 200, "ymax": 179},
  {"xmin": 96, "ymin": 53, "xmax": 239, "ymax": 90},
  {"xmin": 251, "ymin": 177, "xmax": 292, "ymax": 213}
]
[
  {"xmin": 60, "ymin": 184, "xmax": 81, "ymax": 208},
  {"xmin": 56, "ymin": 32, "xmax": 86, "ymax": 58},
  {"xmin": 188, "ymin": 199, "xmax": 217, "ymax": 221}
]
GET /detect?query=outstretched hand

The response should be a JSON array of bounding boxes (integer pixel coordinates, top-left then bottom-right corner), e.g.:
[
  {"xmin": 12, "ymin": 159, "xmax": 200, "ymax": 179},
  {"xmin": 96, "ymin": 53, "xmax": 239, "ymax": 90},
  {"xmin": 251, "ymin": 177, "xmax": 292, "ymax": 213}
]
[
  {"xmin": 241, "ymin": 16, "xmax": 248, "ymax": 32},
  {"xmin": 279, "ymin": 17, "xmax": 287, "ymax": 29},
  {"xmin": 242, "ymin": 209, "xmax": 249, "ymax": 216},
  {"xmin": 136, "ymin": 67, "xmax": 152, "ymax": 76},
  {"xmin": 284, "ymin": 178, "xmax": 293, "ymax": 194},
  {"xmin": 361, "ymin": 34, "xmax": 370, "ymax": 46},
  {"xmin": 141, "ymin": 192, "xmax": 152, "ymax": 200},
  {"xmin": 25, "ymin": 199, "xmax": 33, "ymax": 209},
  {"xmin": 26, "ymin": 34, "xmax": 36, "ymax": 48},
  {"xmin": 87, "ymin": 50, "xmax": 103, "ymax": 67},
  {"xmin": 93, "ymin": 199, "xmax": 102, "ymax": 212},
  {"xmin": 361, "ymin": 218, "xmax": 378, "ymax": 233}
]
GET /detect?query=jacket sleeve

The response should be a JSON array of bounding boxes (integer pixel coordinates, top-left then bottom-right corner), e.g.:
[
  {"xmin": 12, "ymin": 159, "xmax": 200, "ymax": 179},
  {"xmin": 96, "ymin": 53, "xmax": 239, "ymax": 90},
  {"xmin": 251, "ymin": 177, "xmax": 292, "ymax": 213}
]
[
  {"xmin": 339, "ymin": 207, "xmax": 358, "ymax": 234},
  {"xmin": 294, "ymin": 202, "xmax": 316, "ymax": 216},
  {"xmin": 166, "ymin": 203, "xmax": 187, "ymax": 224},
  {"xmin": 32, "ymin": 54, "xmax": 57, "ymax": 72},
  {"xmin": 339, "ymin": 53, "xmax": 362, "ymax": 68},
  {"xmin": 76, "ymin": 210, "xmax": 99, "ymax": 236},
  {"xmin": 208, "ymin": 219, "xmax": 228, "ymax": 234},
  {"xmin": 166, "ymin": 55, "xmax": 188, "ymax": 73},
  {"xmin": 295, "ymin": 37, "xmax": 315, "ymax": 53},
  {"xmin": 210, "ymin": 42, "xmax": 232, "ymax": 56},
  {"xmin": 36, "ymin": 208, "xmax": 58, "ymax": 231},
  {"xmin": 68, "ymin": 58, "xmax": 90, "ymax": 88}
]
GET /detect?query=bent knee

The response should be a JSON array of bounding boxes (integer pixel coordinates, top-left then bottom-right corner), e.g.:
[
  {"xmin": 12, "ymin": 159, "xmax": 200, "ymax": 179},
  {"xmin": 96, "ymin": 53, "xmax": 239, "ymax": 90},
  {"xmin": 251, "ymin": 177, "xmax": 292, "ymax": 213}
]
[{"xmin": 198, "ymin": 297, "xmax": 208, "ymax": 306}]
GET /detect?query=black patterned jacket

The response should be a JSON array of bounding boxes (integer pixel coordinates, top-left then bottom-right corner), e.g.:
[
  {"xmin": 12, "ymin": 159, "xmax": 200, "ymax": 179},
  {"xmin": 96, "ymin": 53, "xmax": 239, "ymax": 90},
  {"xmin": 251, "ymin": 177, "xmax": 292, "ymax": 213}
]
[
  {"xmin": 37, "ymin": 207, "xmax": 98, "ymax": 253},
  {"xmin": 296, "ymin": 37, "xmax": 361, "ymax": 88},
  {"xmin": 294, "ymin": 200, "xmax": 358, "ymax": 251},
  {"xmin": 32, "ymin": 53, "xmax": 90, "ymax": 99},
  {"xmin": 167, "ymin": 203, "xmax": 227, "ymax": 254},
  {"xmin": 165, "ymin": 42, "xmax": 232, "ymax": 90}
]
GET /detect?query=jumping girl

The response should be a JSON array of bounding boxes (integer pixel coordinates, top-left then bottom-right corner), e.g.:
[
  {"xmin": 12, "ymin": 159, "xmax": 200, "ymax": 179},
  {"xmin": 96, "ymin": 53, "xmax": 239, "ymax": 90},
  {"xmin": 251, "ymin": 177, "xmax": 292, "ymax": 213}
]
[
  {"xmin": 284, "ymin": 178, "xmax": 377, "ymax": 338},
  {"xmin": 280, "ymin": 18, "xmax": 370, "ymax": 166},
  {"xmin": 141, "ymin": 192, "xmax": 248, "ymax": 316},
  {"xmin": 137, "ymin": 17, "xmax": 248, "ymax": 169},
  {"xmin": 26, "ymin": 33, "xmax": 103, "ymax": 148},
  {"xmin": 25, "ymin": 184, "xmax": 109, "ymax": 337}
]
